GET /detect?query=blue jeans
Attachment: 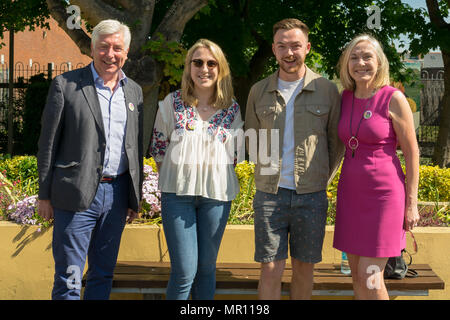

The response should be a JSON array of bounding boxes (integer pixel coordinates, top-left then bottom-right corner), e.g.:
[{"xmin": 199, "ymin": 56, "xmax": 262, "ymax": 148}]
[
  {"xmin": 161, "ymin": 193, "xmax": 231, "ymax": 300},
  {"xmin": 51, "ymin": 174, "xmax": 129, "ymax": 300}
]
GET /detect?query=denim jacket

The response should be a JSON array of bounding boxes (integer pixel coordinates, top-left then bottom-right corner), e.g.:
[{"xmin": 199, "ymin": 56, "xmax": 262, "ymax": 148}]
[{"xmin": 245, "ymin": 67, "xmax": 344, "ymax": 194}]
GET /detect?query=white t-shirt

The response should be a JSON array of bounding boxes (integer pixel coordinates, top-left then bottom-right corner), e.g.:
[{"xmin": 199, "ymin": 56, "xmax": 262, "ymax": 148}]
[{"xmin": 277, "ymin": 77, "xmax": 304, "ymax": 190}]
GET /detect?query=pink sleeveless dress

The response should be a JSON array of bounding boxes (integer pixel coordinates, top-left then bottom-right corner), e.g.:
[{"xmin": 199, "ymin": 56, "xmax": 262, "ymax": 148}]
[{"xmin": 333, "ymin": 85, "xmax": 406, "ymax": 258}]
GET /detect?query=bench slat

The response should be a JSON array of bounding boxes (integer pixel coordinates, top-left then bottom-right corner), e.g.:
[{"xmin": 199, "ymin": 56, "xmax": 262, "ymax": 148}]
[
  {"xmin": 114, "ymin": 261, "xmax": 434, "ymax": 271},
  {"xmin": 113, "ymin": 263, "xmax": 438, "ymax": 279},
  {"xmin": 87, "ymin": 261, "xmax": 444, "ymax": 295}
]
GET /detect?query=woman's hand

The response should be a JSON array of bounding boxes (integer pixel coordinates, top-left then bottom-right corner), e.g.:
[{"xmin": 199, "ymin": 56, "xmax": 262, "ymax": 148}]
[{"xmin": 404, "ymin": 203, "xmax": 420, "ymax": 231}]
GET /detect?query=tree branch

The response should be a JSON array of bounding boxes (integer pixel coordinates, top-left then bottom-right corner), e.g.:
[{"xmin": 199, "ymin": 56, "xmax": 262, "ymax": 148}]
[
  {"xmin": 426, "ymin": 0, "xmax": 450, "ymax": 30},
  {"xmin": 127, "ymin": 0, "xmax": 155, "ymax": 54},
  {"xmin": 153, "ymin": 0, "xmax": 208, "ymax": 42},
  {"xmin": 102, "ymin": 0, "xmax": 132, "ymax": 11},
  {"xmin": 243, "ymin": 0, "xmax": 250, "ymax": 20},
  {"xmin": 46, "ymin": 0, "xmax": 91, "ymax": 56},
  {"xmin": 70, "ymin": 0, "xmax": 132, "ymax": 26}
]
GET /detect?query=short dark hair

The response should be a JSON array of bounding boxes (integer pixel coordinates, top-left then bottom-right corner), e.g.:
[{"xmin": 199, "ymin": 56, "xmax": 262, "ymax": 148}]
[{"xmin": 273, "ymin": 18, "xmax": 309, "ymax": 38}]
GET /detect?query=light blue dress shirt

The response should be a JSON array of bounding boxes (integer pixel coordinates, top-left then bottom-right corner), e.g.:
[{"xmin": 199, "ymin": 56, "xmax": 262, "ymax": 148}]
[{"xmin": 90, "ymin": 62, "xmax": 128, "ymax": 176}]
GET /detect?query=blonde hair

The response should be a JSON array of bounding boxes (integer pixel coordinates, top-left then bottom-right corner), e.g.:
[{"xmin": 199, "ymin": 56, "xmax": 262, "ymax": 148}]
[
  {"xmin": 338, "ymin": 34, "xmax": 390, "ymax": 91},
  {"xmin": 181, "ymin": 39, "xmax": 234, "ymax": 109}
]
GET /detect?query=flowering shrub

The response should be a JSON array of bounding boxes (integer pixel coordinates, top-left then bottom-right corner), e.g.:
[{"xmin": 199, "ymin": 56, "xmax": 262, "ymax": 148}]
[
  {"xmin": 0, "ymin": 171, "xmax": 49, "ymax": 231},
  {"xmin": 0, "ymin": 171, "xmax": 20, "ymax": 216},
  {"xmin": 418, "ymin": 165, "xmax": 450, "ymax": 202},
  {"xmin": 326, "ymin": 165, "xmax": 341, "ymax": 225},
  {"xmin": 325, "ymin": 163, "xmax": 450, "ymax": 225},
  {"xmin": 0, "ymin": 155, "xmax": 448, "ymax": 226},
  {"xmin": 229, "ymin": 161, "xmax": 256, "ymax": 224},
  {"xmin": 140, "ymin": 160, "xmax": 161, "ymax": 220},
  {"xmin": 0, "ymin": 155, "xmax": 38, "ymax": 184},
  {"xmin": 6, "ymin": 195, "xmax": 48, "ymax": 231}
]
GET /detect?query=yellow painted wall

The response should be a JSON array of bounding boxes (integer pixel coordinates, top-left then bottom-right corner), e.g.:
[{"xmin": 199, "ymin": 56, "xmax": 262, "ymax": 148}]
[
  {"xmin": 0, "ymin": 222, "xmax": 54, "ymax": 299},
  {"xmin": 0, "ymin": 221, "xmax": 448, "ymax": 300}
]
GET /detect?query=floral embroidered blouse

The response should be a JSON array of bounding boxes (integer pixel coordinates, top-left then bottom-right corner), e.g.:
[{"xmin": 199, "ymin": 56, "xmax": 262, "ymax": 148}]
[{"xmin": 149, "ymin": 90, "xmax": 244, "ymax": 201}]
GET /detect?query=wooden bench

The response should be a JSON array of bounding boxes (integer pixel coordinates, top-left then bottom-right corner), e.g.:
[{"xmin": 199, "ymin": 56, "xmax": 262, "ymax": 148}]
[{"xmin": 99, "ymin": 261, "xmax": 445, "ymax": 299}]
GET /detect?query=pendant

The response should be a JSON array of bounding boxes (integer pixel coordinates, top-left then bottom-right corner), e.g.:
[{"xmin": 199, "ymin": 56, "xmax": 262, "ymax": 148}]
[{"xmin": 348, "ymin": 136, "xmax": 358, "ymax": 158}]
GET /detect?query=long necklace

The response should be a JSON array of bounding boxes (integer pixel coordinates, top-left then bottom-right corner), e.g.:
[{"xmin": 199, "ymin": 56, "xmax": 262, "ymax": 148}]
[{"xmin": 348, "ymin": 91, "xmax": 376, "ymax": 158}]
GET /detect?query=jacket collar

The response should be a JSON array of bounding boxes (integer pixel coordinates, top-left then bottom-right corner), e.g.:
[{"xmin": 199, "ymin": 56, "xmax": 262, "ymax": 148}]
[
  {"xmin": 90, "ymin": 62, "xmax": 128, "ymax": 88},
  {"xmin": 266, "ymin": 65, "xmax": 317, "ymax": 92}
]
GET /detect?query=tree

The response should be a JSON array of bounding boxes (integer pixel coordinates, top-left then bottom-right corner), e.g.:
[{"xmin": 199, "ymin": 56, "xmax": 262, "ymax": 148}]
[
  {"xmin": 5, "ymin": 0, "xmax": 448, "ymax": 166},
  {"xmin": 0, "ymin": 0, "xmax": 50, "ymax": 45},
  {"xmin": 424, "ymin": 0, "xmax": 450, "ymax": 168},
  {"xmin": 179, "ymin": 0, "xmax": 379, "ymax": 107},
  {"xmin": 45, "ymin": 0, "xmax": 208, "ymax": 155},
  {"xmin": 176, "ymin": 1, "xmax": 422, "ymax": 108},
  {"xmin": 376, "ymin": 0, "xmax": 450, "ymax": 167},
  {"xmin": 178, "ymin": 0, "xmax": 449, "ymax": 167}
]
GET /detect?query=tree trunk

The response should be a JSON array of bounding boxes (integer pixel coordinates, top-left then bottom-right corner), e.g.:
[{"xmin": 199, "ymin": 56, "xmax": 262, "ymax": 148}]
[
  {"xmin": 122, "ymin": 53, "xmax": 164, "ymax": 155},
  {"xmin": 141, "ymin": 85, "xmax": 160, "ymax": 156},
  {"xmin": 433, "ymin": 49, "xmax": 450, "ymax": 168},
  {"xmin": 234, "ymin": 41, "xmax": 273, "ymax": 118},
  {"xmin": 234, "ymin": 76, "xmax": 253, "ymax": 116}
]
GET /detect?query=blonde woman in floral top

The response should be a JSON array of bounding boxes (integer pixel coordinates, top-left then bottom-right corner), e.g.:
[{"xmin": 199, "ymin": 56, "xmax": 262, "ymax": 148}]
[{"xmin": 149, "ymin": 39, "xmax": 243, "ymax": 300}]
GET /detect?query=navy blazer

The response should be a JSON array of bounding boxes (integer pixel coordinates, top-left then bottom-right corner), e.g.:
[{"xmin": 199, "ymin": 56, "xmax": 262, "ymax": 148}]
[{"xmin": 37, "ymin": 65, "xmax": 144, "ymax": 212}]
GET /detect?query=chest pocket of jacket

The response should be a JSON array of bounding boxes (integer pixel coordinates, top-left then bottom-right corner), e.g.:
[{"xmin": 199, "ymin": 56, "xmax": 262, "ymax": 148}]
[
  {"xmin": 256, "ymin": 105, "xmax": 277, "ymax": 129},
  {"xmin": 303, "ymin": 104, "xmax": 330, "ymax": 134}
]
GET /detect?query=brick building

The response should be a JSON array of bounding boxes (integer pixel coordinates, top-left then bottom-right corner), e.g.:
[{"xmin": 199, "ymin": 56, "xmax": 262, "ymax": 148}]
[{"xmin": 0, "ymin": 16, "xmax": 91, "ymax": 79}]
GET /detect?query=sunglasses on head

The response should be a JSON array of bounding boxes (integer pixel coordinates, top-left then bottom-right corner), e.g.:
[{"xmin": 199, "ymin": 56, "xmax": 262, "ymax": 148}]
[{"xmin": 191, "ymin": 59, "xmax": 218, "ymax": 68}]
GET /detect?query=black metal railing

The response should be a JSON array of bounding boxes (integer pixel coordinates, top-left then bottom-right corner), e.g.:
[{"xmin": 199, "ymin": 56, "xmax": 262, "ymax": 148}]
[
  {"xmin": 417, "ymin": 101, "xmax": 442, "ymax": 158},
  {"xmin": 0, "ymin": 62, "xmax": 86, "ymax": 153}
]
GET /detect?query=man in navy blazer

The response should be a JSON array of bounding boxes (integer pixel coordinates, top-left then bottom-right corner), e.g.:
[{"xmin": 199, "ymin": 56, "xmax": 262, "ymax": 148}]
[{"xmin": 37, "ymin": 19, "xmax": 144, "ymax": 300}]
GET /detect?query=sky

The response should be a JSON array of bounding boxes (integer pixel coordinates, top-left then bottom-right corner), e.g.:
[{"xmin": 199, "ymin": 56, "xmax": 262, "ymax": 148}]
[{"xmin": 403, "ymin": 0, "xmax": 427, "ymax": 9}]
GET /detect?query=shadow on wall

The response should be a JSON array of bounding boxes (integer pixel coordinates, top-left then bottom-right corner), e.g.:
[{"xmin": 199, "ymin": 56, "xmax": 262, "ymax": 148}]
[{"xmin": 11, "ymin": 225, "xmax": 52, "ymax": 258}]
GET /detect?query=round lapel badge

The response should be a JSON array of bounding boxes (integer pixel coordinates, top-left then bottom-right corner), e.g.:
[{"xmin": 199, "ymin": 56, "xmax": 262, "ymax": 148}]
[
  {"xmin": 128, "ymin": 102, "xmax": 135, "ymax": 111},
  {"xmin": 186, "ymin": 120, "xmax": 195, "ymax": 131},
  {"xmin": 363, "ymin": 110, "xmax": 372, "ymax": 119}
]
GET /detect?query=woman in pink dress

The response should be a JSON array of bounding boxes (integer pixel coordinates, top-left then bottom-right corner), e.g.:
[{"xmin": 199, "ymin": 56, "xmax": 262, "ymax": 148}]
[{"xmin": 333, "ymin": 34, "xmax": 420, "ymax": 300}]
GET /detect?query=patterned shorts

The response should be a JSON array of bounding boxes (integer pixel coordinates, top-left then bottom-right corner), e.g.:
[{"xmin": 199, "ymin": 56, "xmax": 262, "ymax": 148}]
[{"xmin": 253, "ymin": 188, "xmax": 328, "ymax": 264}]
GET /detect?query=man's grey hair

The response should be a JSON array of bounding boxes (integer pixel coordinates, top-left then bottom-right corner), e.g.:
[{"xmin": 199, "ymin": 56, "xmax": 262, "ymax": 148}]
[{"xmin": 91, "ymin": 19, "xmax": 131, "ymax": 50}]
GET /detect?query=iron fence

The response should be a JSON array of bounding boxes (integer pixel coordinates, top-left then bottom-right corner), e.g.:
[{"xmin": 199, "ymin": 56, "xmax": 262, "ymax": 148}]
[
  {"xmin": 0, "ymin": 62, "xmax": 85, "ymax": 153},
  {"xmin": 0, "ymin": 61, "xmax": 86, "ymax": 83}
]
